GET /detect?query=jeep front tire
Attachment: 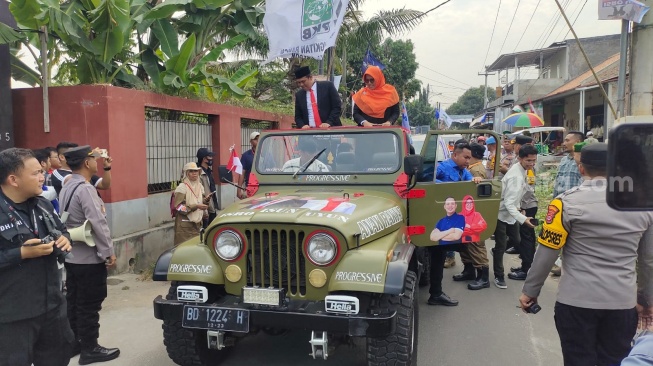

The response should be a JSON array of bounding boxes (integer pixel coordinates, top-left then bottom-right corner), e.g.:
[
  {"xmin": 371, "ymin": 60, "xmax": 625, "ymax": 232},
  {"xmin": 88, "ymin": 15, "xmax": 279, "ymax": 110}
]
[
  {"xmin": 162, "ymin": 282, "xmax": 231, "ymax": 366},
  {"xmin": 366, "ymin": 271, "xmax": 418, "ymax": 366}
]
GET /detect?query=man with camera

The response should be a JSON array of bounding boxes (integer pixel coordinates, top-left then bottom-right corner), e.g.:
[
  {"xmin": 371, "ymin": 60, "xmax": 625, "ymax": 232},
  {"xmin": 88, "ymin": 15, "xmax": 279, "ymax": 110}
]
[
  {"xmin": 0, "ymin": 148, "xmax": 74, "ymax": 365},
  {"xmin": 520, "ymin": 143, "xmax": 653, "ymax": 366},
  {"xmin": 59, "ymin": 146, "xmax": 119, "ymax": 364}
]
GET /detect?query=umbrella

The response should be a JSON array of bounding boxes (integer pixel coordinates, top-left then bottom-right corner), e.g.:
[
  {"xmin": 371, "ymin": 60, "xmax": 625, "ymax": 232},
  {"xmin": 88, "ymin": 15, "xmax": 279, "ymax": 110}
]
[{"xmin": 502, "ymin": 113, "xmax": 544, "ymax": 128}]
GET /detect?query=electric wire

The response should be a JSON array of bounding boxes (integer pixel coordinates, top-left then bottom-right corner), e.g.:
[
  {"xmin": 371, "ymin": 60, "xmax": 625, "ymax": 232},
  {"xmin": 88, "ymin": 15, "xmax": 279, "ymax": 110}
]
[
  {"xmin": 562, "ymin": 0, "xmax": 589, "ymax": 40},
  {"xmin": 513, "ymin": 0, "xmax": 542, "ymax": 52},
  {"xmin": 496, "ymin": 0, "xmax": 522, "ymax": 58},
  {"xmin": 482, "ymin": 0, "xmax": 502, "ymax": 69},
  {"xmin": 418, "ymin": 63, "xmax": 473, "ymax": 87}
]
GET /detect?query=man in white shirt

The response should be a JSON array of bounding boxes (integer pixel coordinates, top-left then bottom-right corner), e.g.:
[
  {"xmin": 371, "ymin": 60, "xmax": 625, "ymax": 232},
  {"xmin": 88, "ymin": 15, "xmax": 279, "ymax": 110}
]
[
  {"xmin": 282, "ymin": 138, "xmax": 330, "ymax": 173},
  {"xmin": 492, "ymin": 144, "xmax": 538, "ymax": 289}
]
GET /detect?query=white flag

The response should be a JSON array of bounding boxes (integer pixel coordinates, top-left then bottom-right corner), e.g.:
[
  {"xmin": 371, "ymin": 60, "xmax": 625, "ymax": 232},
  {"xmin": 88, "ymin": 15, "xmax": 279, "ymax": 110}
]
[
  {"xmin": 439, "ymin": 110, "xmax": 454, "ymax": 127},
  {"xmin": 263, "ymin": 0, "xmax": 350, "ymax": 64}
]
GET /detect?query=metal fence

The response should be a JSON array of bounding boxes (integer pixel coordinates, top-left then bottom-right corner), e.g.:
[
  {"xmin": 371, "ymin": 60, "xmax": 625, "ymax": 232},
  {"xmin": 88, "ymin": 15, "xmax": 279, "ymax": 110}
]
[
  {"xmin": 145, "ymin": 107, "xmax": 212, "ymax": 194},
  {"xmin": 240, "ymin": 119, "xmax": 276, "ymax": 154}
]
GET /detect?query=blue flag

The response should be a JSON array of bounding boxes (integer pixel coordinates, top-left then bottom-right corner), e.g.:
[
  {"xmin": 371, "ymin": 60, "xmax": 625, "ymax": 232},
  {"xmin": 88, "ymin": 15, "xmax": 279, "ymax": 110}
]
[
  {"xmin": 401, "ymin": 101, "xmax": 410, "ymax": 130},
  {"xmin": 434, "ymin": 108, "xmax": 440, "ymax": 120},
  {"xmin": 362, "ymin": 49, "xmax": 386, "ymax": 73}
]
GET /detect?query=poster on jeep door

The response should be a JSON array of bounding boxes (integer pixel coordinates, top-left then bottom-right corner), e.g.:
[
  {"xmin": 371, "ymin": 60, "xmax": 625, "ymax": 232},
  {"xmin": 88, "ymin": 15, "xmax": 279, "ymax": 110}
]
[{"xmin": 430, "ymin": 195, "xmax": 488, "ymax": 246}]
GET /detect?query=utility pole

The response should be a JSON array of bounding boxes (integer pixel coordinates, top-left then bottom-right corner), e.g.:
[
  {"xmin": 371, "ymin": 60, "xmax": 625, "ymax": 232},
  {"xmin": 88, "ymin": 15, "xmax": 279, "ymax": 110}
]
[
  {"xmin": 629, "ymin": 5, "xmax": 653, "ymax": 117},
  {"xmin": 0, "ymin": 3, "xmax": 16, "ymax": 151},
  {"xmin": 478, "ymin": 69, "xmax": 495, "ymax": 108}
]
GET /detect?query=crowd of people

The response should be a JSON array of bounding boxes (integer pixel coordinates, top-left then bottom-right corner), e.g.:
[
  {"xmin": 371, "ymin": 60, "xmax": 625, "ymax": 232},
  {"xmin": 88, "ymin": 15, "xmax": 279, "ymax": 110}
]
[
  {"xmin": 3, "ymin": 62, "xmax": 652, "ymax": 365},
  {"xmin": 0, "ymin": 143, "xmax": 119, "ymax": 365}
]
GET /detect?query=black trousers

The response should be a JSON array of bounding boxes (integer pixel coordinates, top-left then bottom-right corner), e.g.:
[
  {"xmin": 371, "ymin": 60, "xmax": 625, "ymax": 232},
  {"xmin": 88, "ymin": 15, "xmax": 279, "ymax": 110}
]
[
  {"xmin": 0, "ymin": 305, "xmax": 74, "ymax": 366},
  {"xmin": 493, "ymin": 220, "xmax": 520, "ymax": 279},
  {"xmin": 429, "ymin": 244, "xmax": 465, "ymax": 296},
  {"xmin": 518, "ymin": 207, "xmax": 538, "ymax": 272},
  {"xmin": 554, "ymin": 302, "xmax": 638, "ymax": 366},
  {"xmin": 65, "ymin": 262, "xmax": 108, "ymax": 350}
]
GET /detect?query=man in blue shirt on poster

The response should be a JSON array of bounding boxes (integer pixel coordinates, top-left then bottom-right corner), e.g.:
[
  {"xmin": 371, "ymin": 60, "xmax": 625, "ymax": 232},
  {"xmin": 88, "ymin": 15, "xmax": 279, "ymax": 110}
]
[
  {"xmin": 431, "ymin": 197, "xmax": 465, "ymax": 244},
  {"xmin": 427, "ymin": 197, "xmax": 467, "ymax": 307}
]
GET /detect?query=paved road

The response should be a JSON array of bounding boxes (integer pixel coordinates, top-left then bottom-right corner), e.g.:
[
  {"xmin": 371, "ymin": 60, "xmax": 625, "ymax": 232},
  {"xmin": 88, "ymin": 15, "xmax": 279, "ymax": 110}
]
[{"xmin": 74, "ymin": 243, "xmax": 563, "ymax": 365}]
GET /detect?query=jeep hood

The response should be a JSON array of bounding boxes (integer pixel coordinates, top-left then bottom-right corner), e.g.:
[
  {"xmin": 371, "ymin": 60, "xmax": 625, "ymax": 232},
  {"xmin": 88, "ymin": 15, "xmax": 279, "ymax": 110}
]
[{"xmin": 215, "ymin": 190, "xmax": 405, "ymax": 237}]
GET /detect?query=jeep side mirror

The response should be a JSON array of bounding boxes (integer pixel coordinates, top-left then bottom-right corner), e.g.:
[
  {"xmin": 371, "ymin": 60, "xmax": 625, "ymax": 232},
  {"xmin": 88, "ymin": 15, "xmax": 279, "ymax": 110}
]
[
  {"xmin": 607, "ymin": 122, "xmax": 653, "ymax": 210},
  {"xmin": 404, "ymin": 155, "xmax": 423, "ymax": 178}
]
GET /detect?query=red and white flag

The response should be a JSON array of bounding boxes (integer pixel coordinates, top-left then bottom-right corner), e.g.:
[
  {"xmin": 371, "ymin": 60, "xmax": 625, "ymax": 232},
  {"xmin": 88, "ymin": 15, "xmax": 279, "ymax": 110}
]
[{"xmin": 227, "ymin": 148, "xmax": 243, "ymax": 174}]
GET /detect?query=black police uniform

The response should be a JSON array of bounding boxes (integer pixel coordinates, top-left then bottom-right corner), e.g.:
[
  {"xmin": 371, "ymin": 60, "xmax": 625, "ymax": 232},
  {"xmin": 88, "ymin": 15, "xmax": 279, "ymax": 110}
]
[{"xmin": 0, "ymin": 192, "xmax": 74, "ymax": 366}]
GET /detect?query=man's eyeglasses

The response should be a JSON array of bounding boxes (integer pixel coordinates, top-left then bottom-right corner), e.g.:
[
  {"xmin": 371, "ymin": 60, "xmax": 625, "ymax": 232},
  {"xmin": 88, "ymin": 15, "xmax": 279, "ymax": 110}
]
[{"xmin": 364, "ymin": 78, "xmax": 375, "ymax": 84}]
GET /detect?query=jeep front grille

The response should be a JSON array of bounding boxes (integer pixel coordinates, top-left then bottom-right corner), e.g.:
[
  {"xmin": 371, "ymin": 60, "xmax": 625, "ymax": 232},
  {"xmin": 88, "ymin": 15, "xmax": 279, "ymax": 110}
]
[{"xmin": 245, "ymin": 229, "xmax": 306, "ymax": 296}]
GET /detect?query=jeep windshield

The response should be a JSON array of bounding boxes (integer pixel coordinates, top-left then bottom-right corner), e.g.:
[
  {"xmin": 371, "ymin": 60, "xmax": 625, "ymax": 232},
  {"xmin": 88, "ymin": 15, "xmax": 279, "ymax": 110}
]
[{"xmin": 256, "ymin": 130, "xmax": 402, "ymax": 175}]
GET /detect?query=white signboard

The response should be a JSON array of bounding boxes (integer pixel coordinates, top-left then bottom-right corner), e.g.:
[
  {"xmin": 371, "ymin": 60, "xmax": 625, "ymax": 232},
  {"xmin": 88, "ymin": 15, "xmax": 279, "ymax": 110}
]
[
  {"xmin": 263, "ymin": 0, "xmax": 350, "ymax": 63},
  {"xmin": 598, "ymin": 0, "xmax": 650, "ymax": 23}
]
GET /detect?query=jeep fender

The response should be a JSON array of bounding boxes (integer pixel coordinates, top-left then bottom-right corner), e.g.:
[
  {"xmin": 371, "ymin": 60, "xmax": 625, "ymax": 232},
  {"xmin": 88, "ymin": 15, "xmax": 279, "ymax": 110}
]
[
  {"xmin": 152, "ymin": 242, "xmax": 224, "ymax": 284},
  {"xmin": 328, "ymin": 230, "xmax": 414, "ymax": 295}
]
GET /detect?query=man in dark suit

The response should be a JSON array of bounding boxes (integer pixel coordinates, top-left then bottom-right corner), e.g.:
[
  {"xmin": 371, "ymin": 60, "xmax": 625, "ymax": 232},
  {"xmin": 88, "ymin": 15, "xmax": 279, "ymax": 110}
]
[{"xmin": 294, "ymin": 66, "xmax": 342, "ymax": 129}]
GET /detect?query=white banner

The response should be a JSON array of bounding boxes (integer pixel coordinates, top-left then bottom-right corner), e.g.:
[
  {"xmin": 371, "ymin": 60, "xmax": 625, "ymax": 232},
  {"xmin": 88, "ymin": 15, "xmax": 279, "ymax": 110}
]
[
  {"xmin": 598, "ymin": 0, "xmax": 650, "ymax": 23},
  {"xmin": 263, "ymin": 0, "xmax": 349, "ymax": 64}
]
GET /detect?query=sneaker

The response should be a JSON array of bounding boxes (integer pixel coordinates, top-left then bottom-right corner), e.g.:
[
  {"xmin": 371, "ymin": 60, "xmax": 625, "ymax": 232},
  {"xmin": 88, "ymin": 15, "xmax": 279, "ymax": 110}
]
[
  {"xmin": 444, "ymin": 257, "xmax": 456, "ymax": 268},
  {"xmin": 494, "ymin": 277, "xmax": 507, "ymax": 289},
  {"xmin": 508, "ymin": 270, "xmax": 528, "ymax": 281}
]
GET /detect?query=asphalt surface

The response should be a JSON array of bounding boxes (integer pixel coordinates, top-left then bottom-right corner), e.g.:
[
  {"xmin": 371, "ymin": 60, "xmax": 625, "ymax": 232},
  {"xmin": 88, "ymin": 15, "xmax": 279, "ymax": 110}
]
[{"xmin": 73, "ymin": 242, "xmax": 563, "ymax": 366}]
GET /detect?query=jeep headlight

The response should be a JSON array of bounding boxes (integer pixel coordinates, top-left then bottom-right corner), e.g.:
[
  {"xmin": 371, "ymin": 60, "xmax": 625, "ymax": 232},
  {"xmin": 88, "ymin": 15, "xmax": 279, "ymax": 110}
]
[
  {"xmin": 213, "ymin": 229, "xmax": 244, "ymax": 261},
  {"xmin": 305, "ymin": 232, "xmax": 339, "ymax": 266}
]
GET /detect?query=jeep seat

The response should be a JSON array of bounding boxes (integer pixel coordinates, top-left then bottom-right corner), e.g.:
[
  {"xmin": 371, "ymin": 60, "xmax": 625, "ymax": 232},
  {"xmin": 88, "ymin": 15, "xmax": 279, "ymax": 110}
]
[
  {"xmin": 372, "ymin": 152, "xmax": 398, "ymax": 169},
  {"xmin": 335, "ymin": 152, "xmax": 356, "ymax": 172}
]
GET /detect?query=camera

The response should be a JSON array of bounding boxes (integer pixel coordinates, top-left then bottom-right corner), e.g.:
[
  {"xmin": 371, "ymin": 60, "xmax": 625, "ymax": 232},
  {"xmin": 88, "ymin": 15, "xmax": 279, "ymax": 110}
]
[
  {"xmin": 525, "ymin": 303, "xmax": 542, "ymax": 314},
  {"xmin": 41, "ymin": 230, "xmax": 73, "ymax": 263}
]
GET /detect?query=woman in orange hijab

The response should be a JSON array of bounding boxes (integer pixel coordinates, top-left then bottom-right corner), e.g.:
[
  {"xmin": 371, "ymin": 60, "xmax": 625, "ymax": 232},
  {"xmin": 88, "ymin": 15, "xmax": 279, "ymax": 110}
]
[{"xmin": 352, "ymin": 66, "xmax": 401, "ymax": 127}]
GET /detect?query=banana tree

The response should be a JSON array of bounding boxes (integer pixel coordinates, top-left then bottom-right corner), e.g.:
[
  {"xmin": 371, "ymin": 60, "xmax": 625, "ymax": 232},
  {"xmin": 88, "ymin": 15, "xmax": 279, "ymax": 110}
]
[
  {"xmin": 140, "ymin": 0, "xmax": 263, "ymax": 98},
  {"xmin": 5, "ymin": 0, "xmax": 151, "ymax": 86}
]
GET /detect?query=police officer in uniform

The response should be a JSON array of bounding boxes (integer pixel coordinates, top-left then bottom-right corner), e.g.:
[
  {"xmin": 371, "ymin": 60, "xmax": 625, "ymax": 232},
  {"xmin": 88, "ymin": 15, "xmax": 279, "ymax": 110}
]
[
  {"xmin": 59, "ymin": 146, "xmax": 120, "ymax": 364},
  {"xmin": 0, "ymin": 148, "xmax": 74, "ymax": 366},
  {"xmin": 520, "ymin": 143, "xmax": 653, "ymax": 365}
]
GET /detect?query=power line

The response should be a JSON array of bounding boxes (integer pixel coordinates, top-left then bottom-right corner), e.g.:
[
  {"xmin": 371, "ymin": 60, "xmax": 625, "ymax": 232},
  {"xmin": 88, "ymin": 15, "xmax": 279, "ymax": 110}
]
[
  {"xmin": 553, "ymin": 0, "xmax": 584, "ymax": 43},
  {"xmin": 532, "ymin": 0, "xmax": 569, "ymax": 50},
  {"xmin": 512, "ymin": 0, "xmax": 542, "ymax": 52},
  {"xmin": 496, "ymin": 0, "xmax": 521, "ymax": 58},
  {"xmin": 538, "ymin": 0, "xmax": 572, "ymax": 49},
  {"xmin": 418, "ymin": 63, "xmax": 473, "ymax": 87},
  {"xmin": 562, "ymin": 0, "xmax": 589, "ymax": 40},
  {"xmin": 415, "ymin": 74, "xmax": 467, "ymax": 90},
  {"xmin": 482, "ymin": 0, "xmax": 502, "ymax": 69}
]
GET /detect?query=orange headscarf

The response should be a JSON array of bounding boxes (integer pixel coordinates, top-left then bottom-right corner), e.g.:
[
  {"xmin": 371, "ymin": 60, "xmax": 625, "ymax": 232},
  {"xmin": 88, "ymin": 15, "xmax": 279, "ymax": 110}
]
[{"xmin": 352, "ymin": 66, "xmax": 400, "ymax": 119}]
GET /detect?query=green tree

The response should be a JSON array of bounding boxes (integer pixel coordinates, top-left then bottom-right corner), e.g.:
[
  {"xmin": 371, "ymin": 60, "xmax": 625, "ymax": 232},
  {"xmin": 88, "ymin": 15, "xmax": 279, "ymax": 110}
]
[
  {"xmin": 446, "ymin": 86, "xmax": 495, "ymax": 115},
  {"xmin": 346, "ymin": 38, "xmax": 420, "ymax": 99},
  {"xmin": 406, "ymin": 85, "xmax": 434, "ymax": 128}
]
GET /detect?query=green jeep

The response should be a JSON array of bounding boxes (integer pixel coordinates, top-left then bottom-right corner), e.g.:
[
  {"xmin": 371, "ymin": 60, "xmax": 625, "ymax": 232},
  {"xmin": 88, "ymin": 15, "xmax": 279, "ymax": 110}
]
[{"xmin": 152, "ymin": 127, "xmax": 501, "ymax": 365}]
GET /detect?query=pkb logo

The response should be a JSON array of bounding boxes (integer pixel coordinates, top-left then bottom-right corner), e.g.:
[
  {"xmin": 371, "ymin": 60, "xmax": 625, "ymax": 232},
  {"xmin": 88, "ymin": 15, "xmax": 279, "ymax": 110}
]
[{"xmin": 301, "ymin": 0, "xmax": 333, "ymax": 40}]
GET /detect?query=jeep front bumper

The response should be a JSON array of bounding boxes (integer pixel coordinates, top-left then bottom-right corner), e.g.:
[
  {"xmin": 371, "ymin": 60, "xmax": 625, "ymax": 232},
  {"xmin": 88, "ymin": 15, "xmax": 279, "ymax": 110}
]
[{"xmin": 153, "ymin": 294, "xmax": 396, "ymax": 337}]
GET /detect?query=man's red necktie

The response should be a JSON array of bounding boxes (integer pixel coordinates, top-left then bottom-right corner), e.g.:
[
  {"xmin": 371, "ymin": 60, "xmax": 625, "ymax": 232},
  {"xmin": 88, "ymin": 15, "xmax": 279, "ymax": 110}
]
[{"xmin": 309, "ymin": 89, "xmax": 322, "ymax": 127}]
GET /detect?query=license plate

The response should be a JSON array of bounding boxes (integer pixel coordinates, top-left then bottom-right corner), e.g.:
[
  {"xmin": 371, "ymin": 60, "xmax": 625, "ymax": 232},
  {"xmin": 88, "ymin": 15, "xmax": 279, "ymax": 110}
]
[{"xmin": 182, "ymin": 305, "xmax": 250, "ymax": 333}]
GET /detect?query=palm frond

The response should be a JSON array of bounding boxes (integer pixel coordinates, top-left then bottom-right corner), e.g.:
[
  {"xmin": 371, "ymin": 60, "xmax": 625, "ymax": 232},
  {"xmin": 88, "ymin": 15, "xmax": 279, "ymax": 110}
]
[{"xmin": 340, "ymin": 8, "xmax": 425, "ymax": 50}]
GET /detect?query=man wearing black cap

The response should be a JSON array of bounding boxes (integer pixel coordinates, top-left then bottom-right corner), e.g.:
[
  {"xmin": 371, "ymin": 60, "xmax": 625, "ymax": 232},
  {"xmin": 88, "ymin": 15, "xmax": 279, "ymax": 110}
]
[
  {"xmin": 294, "ymin": 66, "xmax": 342, "ymax": 129},
  {"xmin": 520, "ymin": 143, "xmax": 653, "ymax": 366},
  {"xmin": 196, "ymin": 147, "xmax": 218, "ymax": 226},
  {"xmin": 59, "ymin": 146, "xmax": 120, "ymax": 364}
]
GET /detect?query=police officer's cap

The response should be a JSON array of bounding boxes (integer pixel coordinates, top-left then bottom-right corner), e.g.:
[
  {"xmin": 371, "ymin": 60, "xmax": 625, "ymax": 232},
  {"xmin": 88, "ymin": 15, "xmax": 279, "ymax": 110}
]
[
  {"xmin": 580, "ymin": 143, "xmax": 607, "ymax": 167},
  {"xmin": 63, "ymin": 145, "xmax": 100, "ymax": 164},
  {"xmin": 511, "ymin": 135, "xmax": 533, "ymax": 145}
]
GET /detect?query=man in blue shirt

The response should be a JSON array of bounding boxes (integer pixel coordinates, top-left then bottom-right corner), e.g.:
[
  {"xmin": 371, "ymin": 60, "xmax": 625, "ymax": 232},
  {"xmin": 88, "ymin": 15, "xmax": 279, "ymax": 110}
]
[
  {"xmin": 427, "ymin": 197, "xmax": 466, "ymax": 307},
  {"xmin": 238, "ymin": 132, "xmax": 259, "ymax": 199},
  {"xmin": 435, "ymin": 143, "xmax": 483, "ymax": 184}
]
